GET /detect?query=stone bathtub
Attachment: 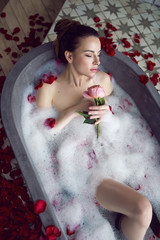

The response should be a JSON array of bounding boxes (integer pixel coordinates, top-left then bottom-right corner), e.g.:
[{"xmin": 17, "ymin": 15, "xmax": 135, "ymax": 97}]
[{"xmin": 1, "ymin": 42, "xmax": 160, "ymax": 239}]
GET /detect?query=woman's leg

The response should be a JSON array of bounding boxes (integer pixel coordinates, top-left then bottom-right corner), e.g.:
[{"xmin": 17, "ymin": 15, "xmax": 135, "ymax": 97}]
[{"xmin": 96, "ymin": 179, "xmax": 152, "ymax": 240}]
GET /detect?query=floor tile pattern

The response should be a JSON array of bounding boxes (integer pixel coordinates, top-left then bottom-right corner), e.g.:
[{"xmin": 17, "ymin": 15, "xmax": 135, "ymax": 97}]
[{"xmin": 44, "ymin": 0, "xmax": 160, "ymax": 93}]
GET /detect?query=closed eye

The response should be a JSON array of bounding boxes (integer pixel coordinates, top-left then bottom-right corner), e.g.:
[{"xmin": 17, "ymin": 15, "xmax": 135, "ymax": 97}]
[{"xmin": 85, "ymin": 54, "xmax": 92, "ymax": 57}]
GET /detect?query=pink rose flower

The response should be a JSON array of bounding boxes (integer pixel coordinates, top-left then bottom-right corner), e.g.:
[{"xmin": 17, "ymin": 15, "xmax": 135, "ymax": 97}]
[
  {"xmin": 79, "ymin": 85, "xmax": 106, "ymax": 139},
  {"xmin": 83, "ymin": 85, "xmax": 105, "ymax": 99}
]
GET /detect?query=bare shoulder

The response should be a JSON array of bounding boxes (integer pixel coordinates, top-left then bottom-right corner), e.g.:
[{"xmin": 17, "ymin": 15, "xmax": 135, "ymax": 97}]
[
  {"xmin": 96, "ymin": 71, "xmax": 113, "ymax": 96},
  {"xmin": 36, "ymin": 82, "xmax": 54, "ymax": 108}
]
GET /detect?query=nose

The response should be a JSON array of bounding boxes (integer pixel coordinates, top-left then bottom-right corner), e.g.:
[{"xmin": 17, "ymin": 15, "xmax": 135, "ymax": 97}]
[{"xmin": 93, "ymin": 55, "xmax": 100, "ymax": 65}]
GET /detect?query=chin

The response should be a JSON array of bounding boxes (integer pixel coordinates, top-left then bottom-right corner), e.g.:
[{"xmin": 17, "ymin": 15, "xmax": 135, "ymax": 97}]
[{"xmin": 85, "ymin": 71, "xmax": 96, "ymax": 78}]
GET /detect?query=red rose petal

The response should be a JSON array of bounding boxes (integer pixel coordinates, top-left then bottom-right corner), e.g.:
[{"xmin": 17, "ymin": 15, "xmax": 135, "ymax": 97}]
[
  {"xmin": 147, "ymin": 60, "xmax": 156, "ymax": 71},
  {"xmin": 66, "ymin": 224, "xmax": 80, "ymax": 236},
  {"xmin": 99, "ymin": 37, "xmax": 106, "ymax": 49},
  {"xmin": 132, "ymin": 57, "xmax": 138, "ymax": 64},
  {"xmin": 106, "ymin": 22, "xmax": 112, "ymax": 29},
  {"xmin": 22, "ymin": 48, "xmax": 29, "ymax": 53},
  {"xmin": 39, "ymin": 16, "xmax": 45, "ymax": 21},
  {"xmin": 12, "ymin": 52, "xmax": 18, "ymax": 58},
  {"xmin": 129, "ymin": 53, "xmax": 135, "ymax": 57},
  {"xmin": 134, "ymin": 38, "xmax": 140, "ymax": 44},
  {"xmin": 150, "ymin": 73, "xmax": 159, "ymax": 86},
  {"xmin": 29, "ymin": 13, "xmax": 39, "ymax": 20},
  {"xmin": 143, "ymin": 54, "xmax": 148, "ymax": 59},
  {"xmin": 34, "ymin": 200, "xmax": 46, "ymax": 214},
  {"xmin": 17, "ymin": 43, "xmax": 22, "ymax": 50},
  {"xmin": 4, "ymin": 47, "xmax": 11, "ymax": 54},
  {"xmin": 46, "ymin": 225, "xmax": 61, "ymax": 238},
  {"xmin": 43, "ymin": 73, "xmax": 57, "ymax": 84},
  {"xmin": 13, "ymin": 36, "xmax": 20, "ymax": 42},
  {"xmin": 123, "ymin": 40, "xmax": 131, "ymax": 48},
  {"xmin": 105, "ymin": 44, "xmax": 115, "ymax": 56},
  {"xmin": 44, "ymin": 118, "xmax": 56, "ymax": 128},
  {"xmin": 67, "ymin": 227, "xmax": 75, "ymax": 236},
  {"xmin": 94, "ymin": 16, "xmax": 100, "ymax": 23},
  {"xmin": 135, "ymin": 33, "xmax": 140, "ymax": 39},
  {"xmin": 111, "ymin": 26, "xmax": 117, "ymax": 31},
  {"xmin": 96, "ymin": 23, "xmax": 102, "ymax": 27},
  {"xmin": 34, "ymin": 79, "xmax": 43, "ymax": 90},
  {"xmin": 12, "ymin": 27, "xmax": 20, "ymax": 35},
  {"xmin": 123, "ymin": 52, "xmax": 129, "ymax": 56},
  {"xmin": 36, "ymin": 19, "xmax": 42, "ymax": 25},
  {"xmin": 0, "ymin": 54, "xmax": 3, "ymax": 58},
  {"xmin": 28, "ymin": 92, "xmax": 36, "ymax": 103},
  {"xmin": 140, "ymin": 75, "xmax": 149, "ymax": 85},
  {"xmin": 122, "ymin": 38, "xmax": 131, "ymax": 48},
  {"xmin": 108, "ymin": 72, "xmax": 112, "ymax": 81},
  {"xmin": 113, "ymin": 44, "xmax": 117, "ymax": 49},
  {"xmin": 0, "ymin": 27, "xmax": 7, "ymax": 34},
  {"xmin": 148, "ymin": 52, "xmax": 153, "ymax": 58},
  {"xmin": 5, "ymin": 33, "xmax": 12, "ymax": 40},
  {"xmin": 109, "ymin": 105, "xmax": 114, "ymax": 114},
  {"xmin": 134, "ymin": 50, "xmax": 141, "ymax": 56},
  {"xmin": 136, "ymin": 184, "xmax": 141, "ymax": 191},
  {"xmin": 12, "ymin": 60, "xmax": 17, "ymax": 64},
  {"xmin": 1, "ymin": 12, "xmax": 6, "ymax": 18},
  {"xmin": 29, "ymin": 21, "xmax": 35, "ymax": 26}
]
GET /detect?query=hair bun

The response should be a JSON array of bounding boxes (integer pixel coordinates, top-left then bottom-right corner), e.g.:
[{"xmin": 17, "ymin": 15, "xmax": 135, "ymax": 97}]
[
  {"xmin": 54, "ymin": 19, "xmax": 81, "ymax": 59},
  {"xmin": 54, "ymin": 19, "xmax": 81, "ymax": 37}
]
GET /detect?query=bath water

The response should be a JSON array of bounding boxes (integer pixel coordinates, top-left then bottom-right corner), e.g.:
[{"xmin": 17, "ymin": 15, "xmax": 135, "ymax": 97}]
[{"xmin": 21, "ymin": 60, "xmax": 160, "ymax": 240}]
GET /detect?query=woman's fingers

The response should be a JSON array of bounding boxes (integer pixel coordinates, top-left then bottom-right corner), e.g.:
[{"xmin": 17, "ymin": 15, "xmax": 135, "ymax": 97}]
[
  {"xmin": 95, "ymin": 118, "xmax": 101, "ymax": 125},
  {"xmin": 89, "ymin": 104, "xmax": 109, "ymax": 111},
  {"xmin": 88, "ymin": 110, "xmax": 106, "ymax": 116},
  {"xmin": 88, "ymin": 104, "xmax": 110, "ymax": 124},
  {"xmin": 88, "ymin": 105, "xmax": 109, "ymax": 116}
]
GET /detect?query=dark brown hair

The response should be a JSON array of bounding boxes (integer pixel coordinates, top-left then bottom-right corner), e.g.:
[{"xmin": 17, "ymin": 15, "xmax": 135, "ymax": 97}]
[{"xmin": 54, "ymin": 19, "xmax": 99, "ymax": 64}]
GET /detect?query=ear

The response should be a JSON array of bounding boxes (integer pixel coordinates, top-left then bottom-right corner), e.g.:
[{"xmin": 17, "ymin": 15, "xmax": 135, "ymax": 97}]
[{"xmin": 64, "ymin": 50, "xmax": 73, "ymax": 64}]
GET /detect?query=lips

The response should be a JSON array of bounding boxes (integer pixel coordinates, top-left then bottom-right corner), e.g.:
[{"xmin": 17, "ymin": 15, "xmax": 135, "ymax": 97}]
[{"xmin": 90, "ymin": 68, "xmax": 98, "ymax": 72}]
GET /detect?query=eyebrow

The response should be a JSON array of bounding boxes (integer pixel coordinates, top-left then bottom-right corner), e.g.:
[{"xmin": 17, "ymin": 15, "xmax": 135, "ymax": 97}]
[{"xmin": 83, "ymin": 50, "xmax": 101, "ymax": 53}]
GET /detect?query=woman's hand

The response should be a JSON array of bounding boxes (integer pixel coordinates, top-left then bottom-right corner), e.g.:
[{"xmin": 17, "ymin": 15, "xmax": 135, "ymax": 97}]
[
  {"xmin": 75, "ymin": 99, "xmax": 93, "ymax": 113},
  {"xmin": 54, "ymin": 99, "xmax": 93, "ymax": 130},
  {"xmin": 88, "ymin": 104, "xmax": 110, "ymax": 125}
]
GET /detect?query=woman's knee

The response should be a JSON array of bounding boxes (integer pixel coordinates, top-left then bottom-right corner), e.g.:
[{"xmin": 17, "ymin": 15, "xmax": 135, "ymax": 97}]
[{"xmin": 133, "ymin": 196, "xmax": 152, "ymax": 228}]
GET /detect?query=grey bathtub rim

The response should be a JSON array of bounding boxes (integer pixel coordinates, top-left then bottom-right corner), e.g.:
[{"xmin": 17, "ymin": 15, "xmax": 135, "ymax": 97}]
[
  {"xmin": 1, "ymin": 43, "xmax": 67, "ymax": 239},
  {"xmin": 1, "ymin": 42, "xmax": 160, "ymax": 237}
]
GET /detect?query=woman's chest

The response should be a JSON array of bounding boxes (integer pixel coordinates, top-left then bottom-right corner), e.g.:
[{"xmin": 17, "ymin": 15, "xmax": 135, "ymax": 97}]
[{"xmin": 52, "ymin": 85, "xmax": 84, "ymax": 111}]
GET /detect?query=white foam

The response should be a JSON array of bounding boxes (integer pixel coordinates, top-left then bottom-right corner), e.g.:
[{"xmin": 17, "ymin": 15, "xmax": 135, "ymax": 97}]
[{"xmin": 21, "ymin": 76, "xmax": 160, "ymax": 240}]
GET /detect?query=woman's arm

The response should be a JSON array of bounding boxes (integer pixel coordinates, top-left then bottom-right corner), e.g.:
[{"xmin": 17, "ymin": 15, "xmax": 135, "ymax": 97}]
[
  {"xmin": 36, "ymin": 85, "xmax": 93, "ymax": 130},
  {"xmin": 55, "ymin": 100, "xmax": 93, "ymax": 129},
  {"xmin": 36, "ymin": 83, "xmax": 53, "ymax": 108}
]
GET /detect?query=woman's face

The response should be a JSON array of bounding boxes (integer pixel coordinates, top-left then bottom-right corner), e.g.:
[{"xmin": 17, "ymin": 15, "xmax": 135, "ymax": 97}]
[{"xmin": 71, "ymin": 36, "xmax": 101, "ymax": 78}]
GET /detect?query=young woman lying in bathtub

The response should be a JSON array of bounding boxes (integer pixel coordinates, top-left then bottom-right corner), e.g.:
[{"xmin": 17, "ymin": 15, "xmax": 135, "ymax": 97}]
[{"xmin": 36, "ymin": 19, "xmax": 153, "ymax": 240}]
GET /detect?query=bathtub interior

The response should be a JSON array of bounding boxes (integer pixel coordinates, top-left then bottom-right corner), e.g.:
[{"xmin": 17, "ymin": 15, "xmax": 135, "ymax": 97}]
[
  {"xmin": 1, "ymin": 42, "xmax": 160, "ymax": 238},
  {"xmin": 100, "ymin": 50, "xmax": 160, "ymax": 145}
]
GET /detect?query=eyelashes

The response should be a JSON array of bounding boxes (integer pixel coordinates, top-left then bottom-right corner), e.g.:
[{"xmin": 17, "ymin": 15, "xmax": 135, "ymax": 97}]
[{"xmin": 85, "ymin": 54, "xmax": 101, "ymax": 58}]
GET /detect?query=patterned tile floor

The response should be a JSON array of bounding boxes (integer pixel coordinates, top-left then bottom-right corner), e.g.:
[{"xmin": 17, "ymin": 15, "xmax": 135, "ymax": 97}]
[{"xmin": 44, "ymin": 0, "xmax": 160, "ymax": 93}]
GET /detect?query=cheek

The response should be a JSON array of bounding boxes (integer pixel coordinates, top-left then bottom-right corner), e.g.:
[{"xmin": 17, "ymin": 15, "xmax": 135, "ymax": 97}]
[{"xmin": 78, "ymin": 57, "xmax": 92, "ymax": 68}]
